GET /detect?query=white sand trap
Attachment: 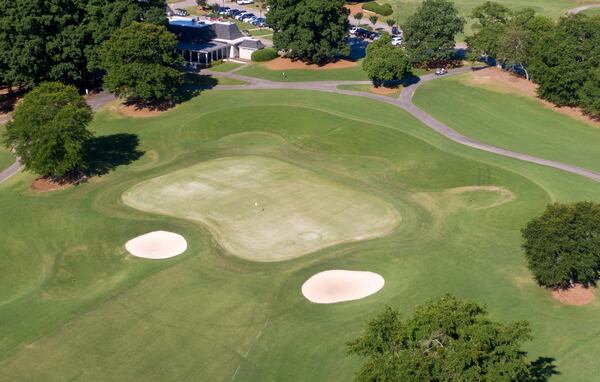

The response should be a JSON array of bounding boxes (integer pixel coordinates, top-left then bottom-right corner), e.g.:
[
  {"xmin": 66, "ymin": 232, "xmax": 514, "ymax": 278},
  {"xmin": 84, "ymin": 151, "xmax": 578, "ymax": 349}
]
[
  {"xmin": 125, "ymin": 231, "xmax": 187, "ymax": 259},
  {"xmin": 301, "ymin": 270, "xmax": 385, "ymax": 304},
  {"xmin": 122, "ymin": 156, "xmax": 399, "ymax": 262}
]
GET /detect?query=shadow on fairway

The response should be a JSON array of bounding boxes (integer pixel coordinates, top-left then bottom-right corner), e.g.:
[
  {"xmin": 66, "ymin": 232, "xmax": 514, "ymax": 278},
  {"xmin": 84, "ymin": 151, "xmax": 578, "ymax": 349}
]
[
  {"xmin": 526, "ymin": 357, "xmax": 559, "ymax": 382},
  {"xmin": 84, "ymin": 133, "xmax": 144, "ymax": 176}
]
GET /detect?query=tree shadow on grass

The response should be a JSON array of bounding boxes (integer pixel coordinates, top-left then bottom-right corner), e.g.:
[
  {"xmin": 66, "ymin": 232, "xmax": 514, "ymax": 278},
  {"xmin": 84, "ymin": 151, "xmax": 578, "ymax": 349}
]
[
  {"xmin": 83, "ymin": 133, "xmax": 144, "ymax": 176},
  {"xmin": 523, "ymin": 357, "xmax": 559, "ymax": 382}
]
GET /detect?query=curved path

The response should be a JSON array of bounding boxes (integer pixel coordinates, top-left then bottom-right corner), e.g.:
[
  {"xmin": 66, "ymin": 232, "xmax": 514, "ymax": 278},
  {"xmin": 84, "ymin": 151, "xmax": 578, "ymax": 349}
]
[
  {"xmin": 207, "ymin": 67, "xmax": 600, "ymax": 183},
  {"xmin": 568, "ymin": 4, "xmax": 600, "ymax": 14}
]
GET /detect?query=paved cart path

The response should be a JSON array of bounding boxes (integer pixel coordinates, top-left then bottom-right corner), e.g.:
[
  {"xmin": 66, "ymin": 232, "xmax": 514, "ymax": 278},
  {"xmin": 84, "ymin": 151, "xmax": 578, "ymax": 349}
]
[{"xmin": 568, "ymin": 4, "xmax": 600, "ymax": 14}]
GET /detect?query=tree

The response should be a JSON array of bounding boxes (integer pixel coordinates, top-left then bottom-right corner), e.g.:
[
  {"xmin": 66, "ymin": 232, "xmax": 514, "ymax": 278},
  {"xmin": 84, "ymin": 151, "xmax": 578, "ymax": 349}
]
[
  {"xmin": 579, "ymin": 68, "xmax": 600, "ymax": 118},
  {"xmin": 100, "ymin": 22, "xmax": 183, "ymax": 105},
  {"xmin": 521, "ymin": 202, "xmax": 600, "ymax": 289},
  {"xmin": 348, "ymin": 295, "xmax": 533, "ymax": 382},
  {"xmin": 466, "ymin": 1, "xmax": 511, "ymax": 59},
  {"xmin": 385, "ymin": 18, "xmax": 395, "ymax": 28},
  {"xmin": 256, "ymin": 0, "xmax": 267, "ymax": 18},
  {"xmin": 362, "ymin": 34, "xmax": 411, "ymax": 85},
  {"xmin": 498, "ymin": 25, "xmax": 532, "ymax": 79},
  {"xmin": 196, "ymin": 0, "xmax": 207, "ymax": 8},
  {"xmin": 528, "ymin": 15, "xmax": 600, "ymax": 110},
  {"xmin": 267, "ymin": 0, "xmax": 350, "ymax": 64},
  {"xmin": 402, "ymin": 0, "xmax": 464, "ymax": 66},
  {"xmin": 354, "ymin": 12, "xmax": 363, "ymax": 26},
  {"xmin": 369, "ymin": 15, "xmax": 379, "ymax": 27},
  {"xmin": 3, "ymin": 82, "xmax": 93, "ymax": 178}
]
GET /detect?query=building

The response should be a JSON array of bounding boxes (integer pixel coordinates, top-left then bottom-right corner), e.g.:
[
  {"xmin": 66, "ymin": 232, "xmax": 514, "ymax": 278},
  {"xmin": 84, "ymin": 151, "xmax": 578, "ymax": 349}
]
[{"xmin": 168, "ymin": 17, "xmax": 264, "ymax": 66}]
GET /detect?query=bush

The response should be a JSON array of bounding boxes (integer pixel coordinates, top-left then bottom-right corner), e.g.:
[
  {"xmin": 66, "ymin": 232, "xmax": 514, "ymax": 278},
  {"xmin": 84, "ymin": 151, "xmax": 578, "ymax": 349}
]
[
  {"xmin": 251, "ymin": 47, "xmax": 278, "ymax": 62},
  {"xmin": 363, "ymin": 2, "xmax": 393, "ymax": 16}
]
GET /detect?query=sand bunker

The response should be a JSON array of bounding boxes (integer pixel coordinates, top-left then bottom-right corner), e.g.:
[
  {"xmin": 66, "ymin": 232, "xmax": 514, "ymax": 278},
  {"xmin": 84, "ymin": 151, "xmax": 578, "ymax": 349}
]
[
  {"xmin": 122, "ymin": 156, "xmax": 399, "ymax": 262},
  {"xmin": 302, "ymin": 270, "xmax": 385, "ymax": 304},
  {"xmin": 125, "ymin": 231, "xmax": 187, "ymax": 259}
]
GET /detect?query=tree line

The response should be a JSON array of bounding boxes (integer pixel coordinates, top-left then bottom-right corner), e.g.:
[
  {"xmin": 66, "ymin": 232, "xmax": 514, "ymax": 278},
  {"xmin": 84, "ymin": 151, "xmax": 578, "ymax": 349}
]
[{"xmin": 468, "ymin": 1, "xmax": 600, "ymax": 119}]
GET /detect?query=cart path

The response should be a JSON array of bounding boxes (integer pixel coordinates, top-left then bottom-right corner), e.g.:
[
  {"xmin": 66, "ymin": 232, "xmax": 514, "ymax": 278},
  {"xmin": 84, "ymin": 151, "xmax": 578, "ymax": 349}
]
[
  {"xmin": 567, "ymin": 4, "xmax": 600, "ymax": 14},
  {"xmin": 207, "ymin": 67, "xmax": 600, "ymax": 183}
]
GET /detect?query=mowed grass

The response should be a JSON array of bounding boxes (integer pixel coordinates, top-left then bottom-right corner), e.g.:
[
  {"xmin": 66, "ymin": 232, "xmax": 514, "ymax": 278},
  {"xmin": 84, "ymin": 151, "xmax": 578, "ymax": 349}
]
[
  {"xmin": 0, "ymin": 147, "xmax": 14, "ymax": 170},
  {"xmin": 0, "ymin": 88, "xmax": 600, "ymax": 381},
  {"xmin": 413, "ymin": 74, "xmax": 600, "ymax": 173},
  {"xmin": 582, "ymin": 6, "xmax": 600, "ymax": 15},
  {"xmin": 236, "ymin": 62, "xmax": 370, "ymax": 81},
  {"xmin": 209, "ymin": 62, "xmax": 244, "ymax": 73},
  {"xmin": 122, "ymin": 156, "xmax": 399, "ymax": 261}
]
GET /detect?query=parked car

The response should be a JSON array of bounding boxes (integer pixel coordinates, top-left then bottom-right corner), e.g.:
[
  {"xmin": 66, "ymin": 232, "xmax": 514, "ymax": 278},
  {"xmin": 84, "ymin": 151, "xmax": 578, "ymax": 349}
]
[
  {"xmin": 218, "ymin": 7, "xmax": 230, "ymax": 16},
  {"xmin": 369, "ymin": 32, "xmax": 381, "ymax": 41},
  {"xmin": 234, "ymin": 11, "xmax": 248, "ymax": 20},
  {"xmin": 227, "ymin": 9, "xmax": 241, "ymax": 16},
  {"xmin": 435, "ymin": 68, "xmax": 448, "ymax": 75},
  {"xmin": 349, "ymin": 26, "xmax": 359, "ymax": 35},
  {"xmin": 245, "ymin": 16, "xmax": 257, "ymax": 24},
  {"xmin": 237, "ymin": 0, "xmax": 254, "ymax": 4},
  {"xmin": 391, "ymin": 26, "xmax": 400, "ymax": 35},
  {"xmin": 240, "ymin": 13, "xmax": 255, "ymax": 21},
  {"xmin": 253, "ymin": 17, "xmax": 266, "ymax": 26},
  {"xmin": 391, "ymin": 36, "xmax": 403, "ymax": 46},
  {"xmin": 241, "ymin": 29, "xmax": 251, "ymax": 36},
  {"xmin": 173, "ymin": 8, "xmax": 189, "ymax": 16},
  {"xmin": 355, "ymin": 28, "xmax": 370, "ymax": 38}
]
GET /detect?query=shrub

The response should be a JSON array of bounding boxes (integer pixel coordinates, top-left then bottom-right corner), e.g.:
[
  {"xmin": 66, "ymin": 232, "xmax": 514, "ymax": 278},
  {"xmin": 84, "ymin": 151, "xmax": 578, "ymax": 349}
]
[
  {"xmin": 251, "ymin": 47, "xmax": 278, "ymax": 62},
  {"xmin": 363, "ymin": 2, "xmax": 393, "ymax": 16}
]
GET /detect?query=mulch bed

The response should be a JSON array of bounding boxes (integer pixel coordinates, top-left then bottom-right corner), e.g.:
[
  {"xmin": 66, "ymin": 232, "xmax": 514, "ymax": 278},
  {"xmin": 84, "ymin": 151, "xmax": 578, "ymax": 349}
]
[{"xmin": 552, "ymin": 284, "xmax": 595, "ymax": 306}]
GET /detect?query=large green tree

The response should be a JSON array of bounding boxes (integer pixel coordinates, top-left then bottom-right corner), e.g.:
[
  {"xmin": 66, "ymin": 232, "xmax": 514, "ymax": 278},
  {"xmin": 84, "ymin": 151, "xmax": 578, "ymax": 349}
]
[
  {"xmin": 363, "ymin": 34, "xmax": 411, "ymax": 85},
  {"xmin": 100, "ymin": 22, "xmax": 182, "ymax": 104},
  {"xmin": 3, "ymin": 82, "xmax": 93, "ymax": 178},
  {"xmin": 267, "ymin": 0, "xmax": 350, "ymax": 64},
  {"xmin": 521, "ymin": 202, "xmax": 600, "ymax": 288},
  {"xmin": 348, "ymin": 295, "xmax": 533, "ymax": 382},
  {"xmin": 466, "ymin": 1, "xmax": 511, "ymax": 59},
  {"xmin": 402, "ymin": 0, "xmax": 464, "ymax": 66},
  {"xmin": 0, "ymin": 0, "xmax": 167, "ymax": 90},
  {"xmin": 528, "ymin": 15, "xmax": 600, "ymax": 115}
]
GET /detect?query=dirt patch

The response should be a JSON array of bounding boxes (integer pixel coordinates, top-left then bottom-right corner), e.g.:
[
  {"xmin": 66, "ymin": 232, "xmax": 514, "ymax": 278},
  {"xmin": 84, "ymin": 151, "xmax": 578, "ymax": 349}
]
[
  {"xmin": 465, "ymin": 67, "xmax": 600, "ymax": 128},
  {"xmin": 263, "ymin": 57, "xmax": 358, "ymax": 71},
  {"xmin": 31, "ymin": 178, "xmax": 73, "ymax": 192},
  {"xmin": 371, "ymin": 86, "xmax": 401, "ymax": 96},
  {"xmin": 119, "ymin": 104, "xmax": 165, "ymax": 118},
  {"xmin": 552, "ymin": 284, "xmax": 595, "ymax": 306},
  {"xmin": 345, "ymin": 3, "xmax": 363, "ymax": 15}
]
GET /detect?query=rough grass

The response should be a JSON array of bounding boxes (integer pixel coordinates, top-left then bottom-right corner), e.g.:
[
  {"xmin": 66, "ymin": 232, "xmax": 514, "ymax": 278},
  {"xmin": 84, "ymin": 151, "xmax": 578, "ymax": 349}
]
[
  {"xmin": 123, "ymin": 156, "xmax": 399, "ymax": 261},
  {"xmin": 0, "ymin": 89, "xmax": 599, "ymax": 381},
  {"xmin": 413, "ymin": 74, "xmax": 600, "ymax": 173}
]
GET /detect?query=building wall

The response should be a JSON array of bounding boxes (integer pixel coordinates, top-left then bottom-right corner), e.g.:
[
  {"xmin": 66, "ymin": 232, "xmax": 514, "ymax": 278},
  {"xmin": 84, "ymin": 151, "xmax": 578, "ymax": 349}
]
[{"xmin": 239, "ymin": 47, "xmax": 254, "ymax": 60}]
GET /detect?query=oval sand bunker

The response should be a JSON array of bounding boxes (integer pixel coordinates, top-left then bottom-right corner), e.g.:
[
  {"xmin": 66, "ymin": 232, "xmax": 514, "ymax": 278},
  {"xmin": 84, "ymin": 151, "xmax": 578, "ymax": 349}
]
[
  {"xmin": 125, "ymin": 231, "xmax": 187, "ymax": 259},
  {"xmin": 301, "ymin": 270, "xmax": 385, "ymax": 304}
]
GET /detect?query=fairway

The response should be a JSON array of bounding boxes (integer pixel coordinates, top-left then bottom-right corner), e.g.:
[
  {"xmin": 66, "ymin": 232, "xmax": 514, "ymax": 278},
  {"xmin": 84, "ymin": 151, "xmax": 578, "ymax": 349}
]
[
  {"xmin": 1, "ymin": 88, "xmax": 600, "ymax": 382},
  {"xmin": 413, "ymin": 74, "xmax": 600, "ymax": 173},
  {"xmin": 123, "ymin": 156, "xmax": 399, "ymax": 261}
]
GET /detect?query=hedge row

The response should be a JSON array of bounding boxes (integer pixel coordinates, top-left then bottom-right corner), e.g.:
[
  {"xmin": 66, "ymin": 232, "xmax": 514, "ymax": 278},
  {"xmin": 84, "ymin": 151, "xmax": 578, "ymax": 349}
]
[
  {"xmin": 363, "ymin": 2, "xmax": 393, "ymax": 16},
  {"xmin": 251, "ymin": 47, "xmax": 278, "ymax": 62}
]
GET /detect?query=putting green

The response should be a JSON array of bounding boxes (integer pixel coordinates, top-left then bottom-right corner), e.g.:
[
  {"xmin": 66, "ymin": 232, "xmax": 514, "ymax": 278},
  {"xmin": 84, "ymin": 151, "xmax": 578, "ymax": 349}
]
[{"xmin": 122, "ymin": 156, "xmax": 400, "ymax": 261}]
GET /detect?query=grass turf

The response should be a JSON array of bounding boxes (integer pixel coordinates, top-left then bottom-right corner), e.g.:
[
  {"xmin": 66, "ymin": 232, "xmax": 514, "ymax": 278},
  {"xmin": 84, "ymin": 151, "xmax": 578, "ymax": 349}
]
[
  {"xmin": 0, "ymin": 147, "xmax": 14, "ymax": 171},
  {"xmin": 0, "ymin": 88, "xmax": 600, "ymax": 381},
  {"xmin": 413, "ymin": 74, "xmax": 600, "ymax": 173},
  {"xmin": 208, "ymin": 62, "xmax": 244, "ymax": 73},
  {"xmin": 236, "ymin": 62, "xmax": 369, "ymax": 82}
]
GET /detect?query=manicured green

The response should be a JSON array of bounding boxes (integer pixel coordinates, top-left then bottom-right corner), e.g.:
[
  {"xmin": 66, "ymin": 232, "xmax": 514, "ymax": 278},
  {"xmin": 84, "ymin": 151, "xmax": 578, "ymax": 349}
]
[
  {"xmin": 207, "ymin": 62, "xmax": 244, "ymax": 73},
  {"xmin": 236, "ymin": 62, "xmax": 369, "ymax": 81},
  {"xmin": 0, "ymin": 88, "xmax": 599, "ymax": 382},
  {"xmin": 413, "ymin": 75, "xmax": 600, "ymax": 173}
]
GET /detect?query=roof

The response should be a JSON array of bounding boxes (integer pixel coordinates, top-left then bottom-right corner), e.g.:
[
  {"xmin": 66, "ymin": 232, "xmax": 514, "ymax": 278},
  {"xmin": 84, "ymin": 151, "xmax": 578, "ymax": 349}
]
[
  {"xmin": 239, "ymin": 39, "xmax": 265, "ymax": 50},
  {"xmin": 176, "ymin": 41, "xmax": 229, "ymax": 53},
  {"xmin": 168, "ymin": 18, "xmax": 243, "ymax": 43}
]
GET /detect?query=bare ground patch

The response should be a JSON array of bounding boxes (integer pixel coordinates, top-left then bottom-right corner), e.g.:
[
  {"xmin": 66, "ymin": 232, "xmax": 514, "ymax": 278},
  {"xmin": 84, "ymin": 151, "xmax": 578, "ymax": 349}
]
[
  {"xmin": 552, "ymin": 284, "xmax": 595, "ymax": 306},
  {"xmin": 464, "ymin": 67, "xmax": 600, "ymax": 128},
  {"xmin": 262, "ymin": 57, "xmax": 358, "ymax": 71}
]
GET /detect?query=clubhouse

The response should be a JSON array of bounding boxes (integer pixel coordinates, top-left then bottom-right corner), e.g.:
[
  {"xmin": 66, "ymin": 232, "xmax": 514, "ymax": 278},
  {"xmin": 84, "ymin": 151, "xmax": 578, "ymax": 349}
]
[{"xmin": 168, "ymin": 16, "xmax": 265, "ymax": 66}]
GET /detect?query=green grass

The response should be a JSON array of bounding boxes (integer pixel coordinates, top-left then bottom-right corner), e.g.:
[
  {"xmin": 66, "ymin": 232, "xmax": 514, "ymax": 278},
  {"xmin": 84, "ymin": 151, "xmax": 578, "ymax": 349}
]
[
  {"xmin": 1, "ymin": 88, "xmax": 600, "ymax": 381},
  {"xmin": 337, "ymin": 84, "xmax": 402, "ymax": 97},
  {"xmin": 236, "ymin": 62, "xmax": 370, "ymax": 82},
  {"xmin": 413, "ymin": 74, "xmax": 600, "ymax": 173},
  {"xmin": 581, "ymin": 7, "xmax": 600, "ymax": 16},
  {"xmin": 208, "ymin": 61, "xmax": 244, "ymax": 73},
  {"xmin": 0, "ymin": 147, "xmax": 14, "ymax": 170}
]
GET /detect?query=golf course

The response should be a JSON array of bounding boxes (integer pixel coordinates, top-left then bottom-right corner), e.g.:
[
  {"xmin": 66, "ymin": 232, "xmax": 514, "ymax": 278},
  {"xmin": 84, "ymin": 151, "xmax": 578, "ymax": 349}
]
[{"xmin": 1, "ymin": 80, "xmax": 600, "ymax": 381}]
